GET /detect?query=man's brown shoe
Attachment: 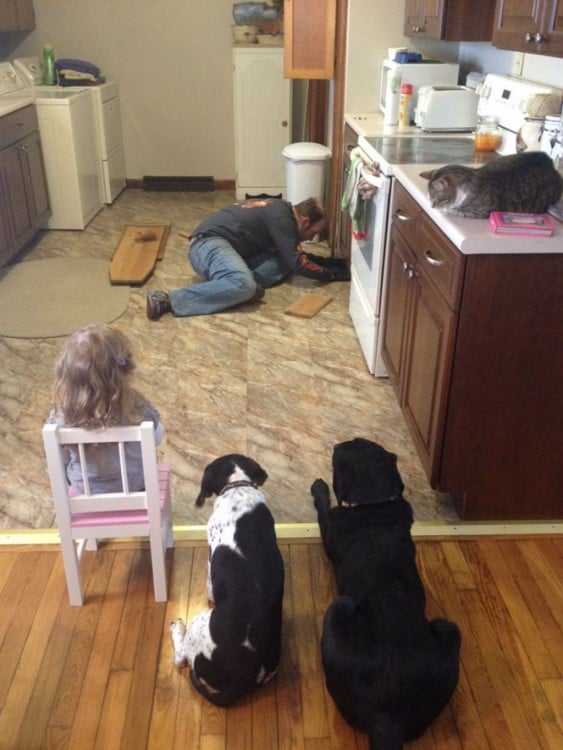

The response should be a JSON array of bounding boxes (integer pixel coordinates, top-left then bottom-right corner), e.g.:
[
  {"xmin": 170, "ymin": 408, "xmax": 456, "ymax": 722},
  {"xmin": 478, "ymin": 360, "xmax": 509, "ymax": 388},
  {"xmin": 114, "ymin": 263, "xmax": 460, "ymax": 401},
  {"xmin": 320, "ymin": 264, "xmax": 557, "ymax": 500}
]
[{"xmin": 146, "ymin": 291, "xmax": 172, "ymax": 320}]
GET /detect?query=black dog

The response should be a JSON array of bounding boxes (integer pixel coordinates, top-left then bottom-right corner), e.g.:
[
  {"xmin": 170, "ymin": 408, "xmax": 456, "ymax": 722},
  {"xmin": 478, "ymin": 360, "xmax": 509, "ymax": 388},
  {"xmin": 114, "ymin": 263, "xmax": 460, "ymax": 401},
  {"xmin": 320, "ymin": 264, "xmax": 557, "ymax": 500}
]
[
  {"xmin": 170, "ymin": 454, "xmax": 284, "ymax": 706},
  {"xmin": 311, "ymin": 438, "xmax": 461, "ymax": 749}
]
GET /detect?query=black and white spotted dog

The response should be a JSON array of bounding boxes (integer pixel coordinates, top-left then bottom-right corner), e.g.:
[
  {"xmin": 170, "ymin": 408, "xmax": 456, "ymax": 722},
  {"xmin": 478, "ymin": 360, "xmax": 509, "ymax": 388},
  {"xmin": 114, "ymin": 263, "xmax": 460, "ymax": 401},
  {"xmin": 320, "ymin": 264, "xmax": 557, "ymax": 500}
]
[
  {"xmin": 170, "ymin": 454, "xmax": 284, "ymax": 706},
  {"xmin": 311, "ymin": 438, "xmax": 461, "ymax": 750}
]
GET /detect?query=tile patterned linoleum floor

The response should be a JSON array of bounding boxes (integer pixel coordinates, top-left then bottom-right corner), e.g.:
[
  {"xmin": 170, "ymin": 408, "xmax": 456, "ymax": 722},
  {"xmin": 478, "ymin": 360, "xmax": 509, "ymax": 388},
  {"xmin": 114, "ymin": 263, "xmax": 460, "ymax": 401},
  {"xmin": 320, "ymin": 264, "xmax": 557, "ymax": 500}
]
[{"xmin": 0, "ymin": 188, "xmax": 459, "ymax": 531}]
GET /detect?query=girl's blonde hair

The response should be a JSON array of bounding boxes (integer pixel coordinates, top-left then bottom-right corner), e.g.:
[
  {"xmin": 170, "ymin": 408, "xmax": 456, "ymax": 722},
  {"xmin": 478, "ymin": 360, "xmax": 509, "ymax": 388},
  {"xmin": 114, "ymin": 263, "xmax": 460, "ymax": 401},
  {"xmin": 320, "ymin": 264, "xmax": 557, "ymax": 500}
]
[{"xmin": 53, "ymin": 324, "xmax": 142, "ymax": 428}]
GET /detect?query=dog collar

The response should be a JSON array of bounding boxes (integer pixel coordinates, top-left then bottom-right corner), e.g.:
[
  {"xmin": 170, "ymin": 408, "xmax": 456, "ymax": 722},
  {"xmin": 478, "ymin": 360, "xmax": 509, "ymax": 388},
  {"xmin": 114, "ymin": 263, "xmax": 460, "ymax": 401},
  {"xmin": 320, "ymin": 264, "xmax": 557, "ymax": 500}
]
[{"xmin": 218, "ymin": 480, "xmax": 257, "ymax": 496}]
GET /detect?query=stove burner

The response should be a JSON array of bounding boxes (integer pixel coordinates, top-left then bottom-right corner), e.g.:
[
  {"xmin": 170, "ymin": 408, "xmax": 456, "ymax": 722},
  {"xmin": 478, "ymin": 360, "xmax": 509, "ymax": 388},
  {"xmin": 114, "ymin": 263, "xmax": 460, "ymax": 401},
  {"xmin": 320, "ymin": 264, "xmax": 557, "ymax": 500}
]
[{"xmin": 363, "ymin": 136, "xmax": 494, "ymax": 165}]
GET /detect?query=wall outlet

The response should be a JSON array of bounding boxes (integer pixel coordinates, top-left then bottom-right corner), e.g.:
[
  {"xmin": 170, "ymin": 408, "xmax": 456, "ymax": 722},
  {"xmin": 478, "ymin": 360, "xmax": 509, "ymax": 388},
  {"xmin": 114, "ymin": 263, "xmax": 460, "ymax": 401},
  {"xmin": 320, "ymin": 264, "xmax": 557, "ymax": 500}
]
[{"xmin": 511, "ymin": 52, "xmax": 524, "ymax": 77}]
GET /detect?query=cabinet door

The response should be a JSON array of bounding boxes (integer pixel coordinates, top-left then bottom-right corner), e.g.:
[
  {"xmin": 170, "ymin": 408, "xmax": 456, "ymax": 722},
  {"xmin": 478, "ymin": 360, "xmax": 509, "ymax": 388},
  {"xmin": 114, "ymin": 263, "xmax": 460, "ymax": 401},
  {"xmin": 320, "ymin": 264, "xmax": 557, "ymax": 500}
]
[
  {"xmin": 404, "ymin": 0, "xmax": 445, "ymax": 37},
  {"xmin": 0, "ymin": 0, "xmax": 35, "ymax": 31},
  {"xmin": 0, "ymin": 181, "xmax": 14, "ymax": 265},
  {"xmin": 22, "ymin": 130, "xmax": 50, "ymax": 224},
  {"xmin": 381, "ymin": 226, "xmax": 415, "ymax": 394},
  {"xmin": 493, "ymin": 0, "xmax": 543, "ymax": 49},
  {"xmin": 284, "ymin": 0, "xmax": 337, "ymax": 78},
  {"xmin": 402, "ymin": 264, "xmax": 457, "ymax": 484},
  {"xmin": 0, "ymin": 141, "xmax": 34, "ymax": 254},
  {"xmin": 233, "ymin": 49, "xmax": 291, "ymax": 199},
  {"xmin": 544, "ymin": 0, "xmax": 563, "ymax": 56}
]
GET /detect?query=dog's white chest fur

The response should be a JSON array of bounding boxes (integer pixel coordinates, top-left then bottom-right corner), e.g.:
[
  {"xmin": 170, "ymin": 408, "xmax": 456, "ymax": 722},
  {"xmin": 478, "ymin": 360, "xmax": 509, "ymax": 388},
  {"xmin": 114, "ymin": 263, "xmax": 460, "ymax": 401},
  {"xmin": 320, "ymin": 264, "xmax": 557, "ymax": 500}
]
[{"xmin": 207, "ymin": 488, "xmax": 266, "ymax": 556}]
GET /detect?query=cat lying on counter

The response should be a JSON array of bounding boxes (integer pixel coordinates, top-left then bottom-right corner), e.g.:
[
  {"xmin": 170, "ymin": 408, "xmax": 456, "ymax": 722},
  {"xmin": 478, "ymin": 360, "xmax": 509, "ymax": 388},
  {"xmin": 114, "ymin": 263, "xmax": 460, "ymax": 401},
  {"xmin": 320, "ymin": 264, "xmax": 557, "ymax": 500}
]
[{"xmin": 420, "ymin": 151, "xmax": 562, "ymax": 219}]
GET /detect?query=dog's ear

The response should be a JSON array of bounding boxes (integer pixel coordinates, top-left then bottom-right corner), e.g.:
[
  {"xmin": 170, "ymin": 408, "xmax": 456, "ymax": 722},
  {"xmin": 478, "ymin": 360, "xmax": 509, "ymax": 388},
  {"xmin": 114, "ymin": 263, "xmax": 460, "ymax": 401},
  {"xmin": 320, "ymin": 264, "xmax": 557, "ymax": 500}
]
[
  {"xmin": 236, "ymin": 456, "xmax": 268, "ymax": 487},
  {"xmin": 332, "ymin": 444, "xmax": 356, "ymax": 504},
  {"xmin": 195, "ymin": 461, "xmax": 217, "ymax": 507}
]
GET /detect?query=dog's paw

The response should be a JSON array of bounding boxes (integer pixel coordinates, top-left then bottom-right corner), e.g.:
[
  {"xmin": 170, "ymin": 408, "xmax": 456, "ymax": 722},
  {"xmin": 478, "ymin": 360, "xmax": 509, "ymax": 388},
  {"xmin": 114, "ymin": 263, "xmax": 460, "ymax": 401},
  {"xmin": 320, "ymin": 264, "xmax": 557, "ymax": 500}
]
[
  {"xmin": 170, "ymin": 619, "xmax": 188, "ymax": 668},
  {"xmin": 169, "ymin": 618, "xmax": 186, "ymax": 636},
  {"xmin": 311, "ymin": 478, "xmax": 330, "ymax": 511}
]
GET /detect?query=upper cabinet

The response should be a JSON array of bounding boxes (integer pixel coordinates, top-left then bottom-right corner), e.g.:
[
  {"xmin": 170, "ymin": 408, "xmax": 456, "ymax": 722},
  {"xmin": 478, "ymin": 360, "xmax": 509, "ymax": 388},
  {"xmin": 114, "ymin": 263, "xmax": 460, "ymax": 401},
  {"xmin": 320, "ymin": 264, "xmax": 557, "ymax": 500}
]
[
  {"xmin": 492, "ymin": 0, "xmax": 563, "ymax": 57},
  {"xmin": 0, "ymin": 0, "xmax": 36, "ymax": 31},
  {"xmin": 284, "ymin": 0, "xmax": 337, "ymax": 79},
  {"xmin": 404, "ymin": 0, "xmax": 495, "ymax": 40}
]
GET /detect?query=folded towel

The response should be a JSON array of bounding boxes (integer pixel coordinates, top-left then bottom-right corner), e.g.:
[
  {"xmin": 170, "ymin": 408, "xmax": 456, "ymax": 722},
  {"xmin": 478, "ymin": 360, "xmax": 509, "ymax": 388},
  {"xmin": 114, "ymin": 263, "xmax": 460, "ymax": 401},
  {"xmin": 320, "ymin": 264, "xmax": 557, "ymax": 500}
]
[
  {"xmin": 58, "ymin": 69, "xmax": 99, "ymax": 81},
  {"xmin": 55, "ymin": 58, "xmax": 101, "ymax": 77},
  {"xmin": 341, "ymin": 150, "xmax": 379, "ymax": 240}
]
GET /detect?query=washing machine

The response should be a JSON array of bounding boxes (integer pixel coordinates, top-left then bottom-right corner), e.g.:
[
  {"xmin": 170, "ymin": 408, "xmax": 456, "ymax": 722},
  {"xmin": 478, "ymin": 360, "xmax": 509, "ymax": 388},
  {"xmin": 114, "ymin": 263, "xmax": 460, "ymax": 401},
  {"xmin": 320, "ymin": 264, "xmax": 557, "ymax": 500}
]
[
  {"xmin": 14, "ymin": 57, "xmax": 125, "ymax": 204},
  {"xmin": 3, "ymin": 61, "xmax": 103, "ymax": 229}
]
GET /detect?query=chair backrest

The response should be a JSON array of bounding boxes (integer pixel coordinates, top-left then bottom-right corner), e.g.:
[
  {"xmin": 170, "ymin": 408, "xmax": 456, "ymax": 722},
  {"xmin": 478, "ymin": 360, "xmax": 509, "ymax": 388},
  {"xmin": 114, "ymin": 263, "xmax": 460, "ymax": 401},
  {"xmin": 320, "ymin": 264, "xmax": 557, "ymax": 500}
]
[
  {"xmin": 42, "ymin": 420, "xmax": 162, "ymax": 530},
  {"xmin": 43, "ymin": 420, "xmax": 172, "ymax": 605}
]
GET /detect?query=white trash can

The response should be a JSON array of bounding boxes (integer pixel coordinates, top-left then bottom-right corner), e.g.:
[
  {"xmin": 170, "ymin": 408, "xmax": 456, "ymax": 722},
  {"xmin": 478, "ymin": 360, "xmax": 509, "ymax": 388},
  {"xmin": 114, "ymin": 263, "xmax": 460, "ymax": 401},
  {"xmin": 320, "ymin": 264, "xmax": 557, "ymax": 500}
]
[{"xmin": 282, "ymin": 142, "xmax": 332, "ymax": 204}]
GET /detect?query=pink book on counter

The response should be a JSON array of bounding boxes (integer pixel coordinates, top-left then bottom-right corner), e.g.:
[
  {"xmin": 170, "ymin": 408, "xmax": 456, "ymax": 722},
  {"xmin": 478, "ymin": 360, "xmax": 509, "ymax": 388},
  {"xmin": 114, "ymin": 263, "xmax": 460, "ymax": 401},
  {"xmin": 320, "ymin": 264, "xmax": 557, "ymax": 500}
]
[{"xmin": 489, "ymin": 211, "xmax": 555, "ymax": 236}]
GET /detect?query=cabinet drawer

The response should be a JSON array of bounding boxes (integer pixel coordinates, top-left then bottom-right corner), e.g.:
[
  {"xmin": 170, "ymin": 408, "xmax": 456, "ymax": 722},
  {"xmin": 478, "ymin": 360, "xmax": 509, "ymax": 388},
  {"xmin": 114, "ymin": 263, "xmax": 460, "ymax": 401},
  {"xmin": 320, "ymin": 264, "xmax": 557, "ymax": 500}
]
[
  {"xmin": 343, "ymin": 123, "xmax": 359, "ymax": 158},
  {"xmin": 415, "ymin": 214, "xmax": 465, "ymax": 310},
  {"xmin": 0, "ymin": 105, "xmax": 38, "ymax": 150},
  {"xmin": 391, "ymin": 181, "xmax": 421, "ymax": 247}
]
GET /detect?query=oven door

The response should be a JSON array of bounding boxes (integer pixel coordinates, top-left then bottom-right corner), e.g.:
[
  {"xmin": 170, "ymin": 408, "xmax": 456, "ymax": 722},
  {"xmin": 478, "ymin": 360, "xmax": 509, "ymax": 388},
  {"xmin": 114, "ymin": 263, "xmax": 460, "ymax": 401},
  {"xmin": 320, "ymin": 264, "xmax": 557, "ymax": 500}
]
[
  {"xmin": 349, "ymin": 171, "xmax": 391, "ymax": 316},
  {"xmin": 347, "ymin": 168, "xmax": 391, "ymax": 376}
]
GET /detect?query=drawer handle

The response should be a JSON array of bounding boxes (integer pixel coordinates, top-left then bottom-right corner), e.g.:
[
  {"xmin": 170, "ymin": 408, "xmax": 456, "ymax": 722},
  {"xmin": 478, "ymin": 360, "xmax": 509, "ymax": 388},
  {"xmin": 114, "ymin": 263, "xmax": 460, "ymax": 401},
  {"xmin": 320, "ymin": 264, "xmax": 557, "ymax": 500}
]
[
  {"xmin": 424, "ymin": 250, "xmax": 443, "ymax": 267},
  {"xmin": 394, "ymin": 209, "xmax": 412, "ymax": 222}
]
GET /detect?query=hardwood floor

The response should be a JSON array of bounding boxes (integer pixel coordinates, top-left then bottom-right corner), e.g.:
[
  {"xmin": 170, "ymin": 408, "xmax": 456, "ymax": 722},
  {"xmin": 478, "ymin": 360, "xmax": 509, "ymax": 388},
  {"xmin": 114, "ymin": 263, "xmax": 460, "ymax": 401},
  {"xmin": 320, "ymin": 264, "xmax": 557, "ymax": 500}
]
[{"xmin": 0, "ymin": 537, "xmax": 561, "ymax": 749}]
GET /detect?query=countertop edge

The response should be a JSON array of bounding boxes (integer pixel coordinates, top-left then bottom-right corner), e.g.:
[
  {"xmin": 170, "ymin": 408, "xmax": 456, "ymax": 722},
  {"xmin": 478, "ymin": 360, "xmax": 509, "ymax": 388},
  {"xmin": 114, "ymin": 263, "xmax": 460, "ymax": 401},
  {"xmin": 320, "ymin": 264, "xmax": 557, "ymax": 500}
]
[
  {"xmin": 0, "ymin": 96, "xmax": 35, "ymax": 118},
  {"xmin": 392, "ymin": 163, "xmax": 563, "ymax": 255}
]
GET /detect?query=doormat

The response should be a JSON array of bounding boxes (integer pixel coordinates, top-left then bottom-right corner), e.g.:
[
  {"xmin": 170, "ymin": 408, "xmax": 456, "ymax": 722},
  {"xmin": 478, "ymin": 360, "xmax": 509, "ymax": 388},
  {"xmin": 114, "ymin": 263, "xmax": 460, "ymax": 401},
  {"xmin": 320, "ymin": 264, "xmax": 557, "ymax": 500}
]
[
  {"xmin": 284, "ymin": 292, "xmax": 333, "ymax": 318},
  {"xmin": 109, "ymin": 224, "xmax": 170, "ymax": 285}
]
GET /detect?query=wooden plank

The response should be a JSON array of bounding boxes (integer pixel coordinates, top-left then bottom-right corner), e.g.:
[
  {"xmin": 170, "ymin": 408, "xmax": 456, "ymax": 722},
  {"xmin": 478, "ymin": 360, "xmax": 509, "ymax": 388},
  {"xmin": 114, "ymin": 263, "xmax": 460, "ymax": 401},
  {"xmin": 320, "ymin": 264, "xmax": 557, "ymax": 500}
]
[
  {"xmin": 290, "ymin": 544, "xmax": 329, "ymax": 740},
  {"xmin": 284, "ymin": 292, "xmax": 332, "ymax": 319},
  {"xmin": 109, "ymin": 224, "xmax": 170, "ymax": 285},
  {"xmin": 148, "ymin": 547, "xmax": 194, "ymax": 750}
]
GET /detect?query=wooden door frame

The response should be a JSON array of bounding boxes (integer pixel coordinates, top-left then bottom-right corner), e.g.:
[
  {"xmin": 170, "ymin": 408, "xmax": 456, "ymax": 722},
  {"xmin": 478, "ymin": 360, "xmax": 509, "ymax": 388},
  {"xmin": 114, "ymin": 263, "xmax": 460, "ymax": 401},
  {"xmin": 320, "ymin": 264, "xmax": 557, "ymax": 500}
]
[{"xmin": 326, "ymin": 0, "xmax": 348, "ymax": 256}]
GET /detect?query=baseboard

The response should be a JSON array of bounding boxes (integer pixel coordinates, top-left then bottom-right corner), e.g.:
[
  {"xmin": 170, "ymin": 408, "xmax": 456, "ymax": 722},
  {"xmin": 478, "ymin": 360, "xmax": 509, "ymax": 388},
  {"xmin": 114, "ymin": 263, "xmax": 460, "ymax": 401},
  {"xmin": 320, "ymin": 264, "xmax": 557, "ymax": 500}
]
[
  {"xmin": 125, "ymin": 178, "xmax": 235, "ymax": 191},
  {"xmin": 1, "ymin": 520, "xmax": 562, "ymax": 547}
]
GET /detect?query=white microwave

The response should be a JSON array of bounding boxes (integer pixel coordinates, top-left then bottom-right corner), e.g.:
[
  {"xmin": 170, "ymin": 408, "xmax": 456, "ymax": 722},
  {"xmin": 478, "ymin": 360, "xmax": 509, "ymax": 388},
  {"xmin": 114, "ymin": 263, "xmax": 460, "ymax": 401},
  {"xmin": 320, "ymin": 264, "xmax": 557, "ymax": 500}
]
[{"xmin": 380, "ymin": 59, "xmax": 460, "ymax": 116}]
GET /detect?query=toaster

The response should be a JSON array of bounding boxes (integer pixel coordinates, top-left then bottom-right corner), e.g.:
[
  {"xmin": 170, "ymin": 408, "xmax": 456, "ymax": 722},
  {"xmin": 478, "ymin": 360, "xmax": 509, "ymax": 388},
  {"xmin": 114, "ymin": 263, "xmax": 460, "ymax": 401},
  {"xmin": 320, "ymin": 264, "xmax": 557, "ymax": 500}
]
[{"xmin": 415, "ymin": 85, "xmax": 479, "ymax": 131}]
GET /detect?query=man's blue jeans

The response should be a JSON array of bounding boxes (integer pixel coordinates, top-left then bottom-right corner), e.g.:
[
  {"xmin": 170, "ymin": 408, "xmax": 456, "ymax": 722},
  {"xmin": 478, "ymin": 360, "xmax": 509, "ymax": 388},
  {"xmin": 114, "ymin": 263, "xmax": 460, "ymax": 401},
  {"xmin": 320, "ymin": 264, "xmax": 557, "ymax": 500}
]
[{"xmin": 168, "ymin": 235, "xmax": 288, "ymax": 317}]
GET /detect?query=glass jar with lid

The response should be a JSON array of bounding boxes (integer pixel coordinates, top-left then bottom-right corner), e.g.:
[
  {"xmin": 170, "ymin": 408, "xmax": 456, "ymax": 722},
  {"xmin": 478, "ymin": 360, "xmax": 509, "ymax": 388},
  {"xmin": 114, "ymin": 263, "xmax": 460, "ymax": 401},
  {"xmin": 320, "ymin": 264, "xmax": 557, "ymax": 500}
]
[{"xmin": 474, "ymin": 116, "xmax": 502, "ymax": 152}]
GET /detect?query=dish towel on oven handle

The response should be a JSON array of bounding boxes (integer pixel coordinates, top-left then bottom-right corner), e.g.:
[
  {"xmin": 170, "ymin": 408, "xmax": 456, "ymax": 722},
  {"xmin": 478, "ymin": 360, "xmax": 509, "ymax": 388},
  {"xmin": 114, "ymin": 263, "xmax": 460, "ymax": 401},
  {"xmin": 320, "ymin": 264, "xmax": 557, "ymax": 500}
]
[{"xmin": 341, "ymin": 148, "xmax": 379, "ymax": 240}]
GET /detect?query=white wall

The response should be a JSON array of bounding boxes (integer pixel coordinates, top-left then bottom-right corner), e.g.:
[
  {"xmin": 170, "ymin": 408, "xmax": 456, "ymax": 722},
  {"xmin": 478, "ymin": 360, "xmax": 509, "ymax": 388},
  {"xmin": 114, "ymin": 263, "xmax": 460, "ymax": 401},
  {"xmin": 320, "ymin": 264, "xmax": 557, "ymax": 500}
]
[
  {"xmin": 1, "ymin": 0, "xmax": 236, "ymax": 181},
  {"xmin": 460, "ymin": 42, "xmax": 563, "ymax": 89}
]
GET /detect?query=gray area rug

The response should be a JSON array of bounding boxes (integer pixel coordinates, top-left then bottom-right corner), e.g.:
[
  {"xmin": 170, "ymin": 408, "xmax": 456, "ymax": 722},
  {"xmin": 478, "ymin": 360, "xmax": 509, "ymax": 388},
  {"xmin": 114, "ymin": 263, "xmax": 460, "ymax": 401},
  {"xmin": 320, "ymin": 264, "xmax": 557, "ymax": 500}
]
[{"xmin": 0, "ymin": 258, "xmax": 130, "ymax": 338}]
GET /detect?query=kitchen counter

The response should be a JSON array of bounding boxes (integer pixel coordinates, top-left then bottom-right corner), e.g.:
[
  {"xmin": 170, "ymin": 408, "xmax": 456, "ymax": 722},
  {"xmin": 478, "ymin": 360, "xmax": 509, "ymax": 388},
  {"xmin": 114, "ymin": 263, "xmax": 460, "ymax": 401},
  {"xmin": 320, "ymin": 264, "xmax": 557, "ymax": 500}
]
[
  {"xmin": 345, "ymin": 111, "xmax": 420, "ymax": 138},
  {"xmin": 394, "ymin": 163, "xmax": 563, "ymax": 254},
  {"xmin": 0, "ymin": 94, "xmax": 34, "ymax": 118}
]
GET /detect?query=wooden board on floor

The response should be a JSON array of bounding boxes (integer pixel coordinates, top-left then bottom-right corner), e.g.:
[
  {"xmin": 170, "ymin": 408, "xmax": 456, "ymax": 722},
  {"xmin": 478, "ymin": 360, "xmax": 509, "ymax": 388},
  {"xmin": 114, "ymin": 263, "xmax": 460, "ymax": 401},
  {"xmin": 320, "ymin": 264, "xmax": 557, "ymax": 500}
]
[
  {"xmin": 109, "ymin": 224, "xmax": 170, "ymax": 285},
  {"xmin": 284, "ymin": 292, "xmax": 333, "ymax": 318}
]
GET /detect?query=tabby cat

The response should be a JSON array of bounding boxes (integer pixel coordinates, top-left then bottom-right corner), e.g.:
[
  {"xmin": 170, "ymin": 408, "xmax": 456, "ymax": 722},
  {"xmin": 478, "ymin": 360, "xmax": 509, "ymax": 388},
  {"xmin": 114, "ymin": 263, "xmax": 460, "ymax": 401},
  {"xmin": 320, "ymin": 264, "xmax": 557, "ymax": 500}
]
[{"xmin": 420, "ymin": 151, "xmax": 562, "ymax": 219}]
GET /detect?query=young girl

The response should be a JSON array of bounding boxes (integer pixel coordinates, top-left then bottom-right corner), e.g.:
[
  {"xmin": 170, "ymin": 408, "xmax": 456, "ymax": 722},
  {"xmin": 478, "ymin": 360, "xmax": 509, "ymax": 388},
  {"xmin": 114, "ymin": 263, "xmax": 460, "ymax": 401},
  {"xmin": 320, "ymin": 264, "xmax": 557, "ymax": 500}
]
[{"xmin": 47, "ymin": 324, "xmax": 163, "ymax": 494}]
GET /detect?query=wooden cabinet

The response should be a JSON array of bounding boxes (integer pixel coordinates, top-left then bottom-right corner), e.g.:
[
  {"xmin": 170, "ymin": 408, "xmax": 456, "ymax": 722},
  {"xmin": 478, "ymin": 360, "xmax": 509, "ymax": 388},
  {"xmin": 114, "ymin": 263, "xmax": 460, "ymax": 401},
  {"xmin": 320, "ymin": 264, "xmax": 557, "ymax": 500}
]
[
  {"xmin": 0, "ymin": 0, "xmax": 35, "ymax": 30},
  {"xmin": 492, "ymin": 0, "xmax": 563, "ymax": 57},
  {"xmin": 284, "ymin": 0, "xmax": 337, "ymax": 78},
  {"xmin": 404, "ymin": 0, "xmax": 495, "ymax": 40},
  {"xmin": 382, "ymin": 182, "xmax": 563, "ymax": 520},
  {"xmin": 382, "ymin": 184, "xmax": 460, "ymax": 485},
  {"xmin": 0, "ymin": 105, "xmax": 50, "ymax": 267},
  {"xmin": 337, "ymin": 123, "xmax": 357, "ymax": 262},
  {"xmin": 233, "ymin": 47, "xmax": 291, "ymax": 200}
]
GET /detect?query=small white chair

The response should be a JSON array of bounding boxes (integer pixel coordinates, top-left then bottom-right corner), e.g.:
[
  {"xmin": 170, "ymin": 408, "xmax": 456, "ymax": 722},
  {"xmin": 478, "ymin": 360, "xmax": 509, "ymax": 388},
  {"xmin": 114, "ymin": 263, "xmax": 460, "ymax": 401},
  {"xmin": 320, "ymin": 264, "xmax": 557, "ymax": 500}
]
[{"xmin": 42, "ymin": 420, "xmax": 174, "ymax": 606}]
